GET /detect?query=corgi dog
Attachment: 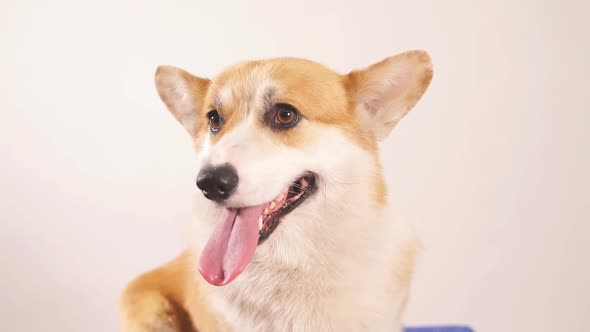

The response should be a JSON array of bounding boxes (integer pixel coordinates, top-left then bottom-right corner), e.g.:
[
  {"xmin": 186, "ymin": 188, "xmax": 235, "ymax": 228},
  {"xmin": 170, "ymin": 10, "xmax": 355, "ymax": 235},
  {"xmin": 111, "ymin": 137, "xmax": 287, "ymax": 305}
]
[{"xmin": 120, "ymin": 50, "xmax": 433, "ymax": 332}]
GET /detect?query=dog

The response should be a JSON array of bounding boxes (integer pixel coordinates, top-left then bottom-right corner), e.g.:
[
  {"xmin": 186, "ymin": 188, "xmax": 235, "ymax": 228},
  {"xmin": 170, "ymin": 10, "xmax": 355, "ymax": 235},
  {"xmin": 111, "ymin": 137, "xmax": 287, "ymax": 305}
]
[{"xmin": 120, "ymin": 50, "xmax": 433, "ymax": 332}]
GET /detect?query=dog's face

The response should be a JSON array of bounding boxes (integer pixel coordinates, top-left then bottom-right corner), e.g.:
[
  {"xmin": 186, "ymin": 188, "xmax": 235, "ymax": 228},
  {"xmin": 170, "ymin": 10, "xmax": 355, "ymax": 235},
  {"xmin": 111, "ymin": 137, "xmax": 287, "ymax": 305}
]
[{"xmin": 155, "ymin": 51, "xmax": 432, "ymax": 286}]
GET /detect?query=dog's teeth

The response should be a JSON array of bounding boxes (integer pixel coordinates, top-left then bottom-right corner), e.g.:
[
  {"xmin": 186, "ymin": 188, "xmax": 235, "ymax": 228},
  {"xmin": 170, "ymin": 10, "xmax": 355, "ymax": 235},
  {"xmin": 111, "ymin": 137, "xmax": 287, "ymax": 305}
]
[
  {"xmin": 264, "ymin": 208, "xmax": 269, "ymax": 215},
  {"xmin": 277, "ymin": 194, "xmax": 284, "ymax": 201},
  {"xmin": 270, "ymin": 201, "xmax": 276, "ymax": 209},
  {"xmin": 258, "ymin": 216, "xmax": 263, "ymax": 230}
]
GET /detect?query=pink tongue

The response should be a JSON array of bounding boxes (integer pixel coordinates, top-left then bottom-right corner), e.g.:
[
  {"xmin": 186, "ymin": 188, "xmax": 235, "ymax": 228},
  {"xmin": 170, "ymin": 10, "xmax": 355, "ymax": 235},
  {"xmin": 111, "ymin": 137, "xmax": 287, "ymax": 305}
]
[{"xmin": 199, "ymin": 204, "xmax": 265, "ymax": 286}]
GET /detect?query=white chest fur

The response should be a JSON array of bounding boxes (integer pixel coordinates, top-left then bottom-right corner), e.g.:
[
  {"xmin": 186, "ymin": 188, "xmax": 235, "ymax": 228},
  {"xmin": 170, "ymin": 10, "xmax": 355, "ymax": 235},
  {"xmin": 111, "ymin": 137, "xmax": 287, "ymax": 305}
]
[
  {"xmin": 203, "ymin": 214, "xmax": 416, "ymax": 332},
  {"xmin": 210, "ymin": 268, "xmax": 401, "ymax": 331}
]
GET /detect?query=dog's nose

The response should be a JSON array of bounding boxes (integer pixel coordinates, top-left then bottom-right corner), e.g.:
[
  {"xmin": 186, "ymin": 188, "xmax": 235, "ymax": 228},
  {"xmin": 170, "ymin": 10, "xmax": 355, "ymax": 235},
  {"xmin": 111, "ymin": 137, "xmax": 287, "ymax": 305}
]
[{"xmin": 196, "ymin": 164, "xmax": 239, "ymax": 202}]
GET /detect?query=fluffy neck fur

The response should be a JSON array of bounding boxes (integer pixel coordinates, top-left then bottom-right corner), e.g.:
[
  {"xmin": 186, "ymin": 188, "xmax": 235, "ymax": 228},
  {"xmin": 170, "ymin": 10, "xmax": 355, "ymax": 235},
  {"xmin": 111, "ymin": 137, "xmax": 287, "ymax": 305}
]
[{"xmin": 190, "ymin": 172, "xmax": 418, "ymax": 331}]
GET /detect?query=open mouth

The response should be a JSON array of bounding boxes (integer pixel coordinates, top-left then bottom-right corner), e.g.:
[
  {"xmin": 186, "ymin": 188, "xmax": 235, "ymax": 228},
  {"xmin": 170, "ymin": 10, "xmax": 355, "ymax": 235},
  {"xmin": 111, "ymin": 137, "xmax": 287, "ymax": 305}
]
[
  {"xmin": 257, "ymin": 172, "xmax": 317, "ymax": 243},
  {"xmin": 199, "ymin": 172, "xmax": 318, "ymax": 286}
]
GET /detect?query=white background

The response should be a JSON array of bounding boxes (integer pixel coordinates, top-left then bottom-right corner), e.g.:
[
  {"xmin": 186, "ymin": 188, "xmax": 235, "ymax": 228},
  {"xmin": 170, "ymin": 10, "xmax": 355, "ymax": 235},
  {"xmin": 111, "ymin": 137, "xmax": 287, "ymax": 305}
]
[{"xmin": 2, "ymin": 0, "xmax": 588, "ymax": 331}]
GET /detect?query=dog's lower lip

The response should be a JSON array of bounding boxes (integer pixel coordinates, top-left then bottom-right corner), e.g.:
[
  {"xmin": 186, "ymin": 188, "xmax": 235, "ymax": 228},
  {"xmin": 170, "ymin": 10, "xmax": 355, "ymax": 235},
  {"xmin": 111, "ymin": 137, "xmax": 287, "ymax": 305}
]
[{"xmin": 257, "ymin": 172, "xmax": 317, "ymax": 243}]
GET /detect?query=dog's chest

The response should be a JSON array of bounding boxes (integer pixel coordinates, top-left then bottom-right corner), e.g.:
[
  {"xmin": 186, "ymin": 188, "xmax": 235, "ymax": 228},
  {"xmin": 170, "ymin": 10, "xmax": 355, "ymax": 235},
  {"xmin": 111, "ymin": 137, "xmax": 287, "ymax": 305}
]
[{"xmin": 208, "ymin": 268, "xmax": 399, "ymax": 332}]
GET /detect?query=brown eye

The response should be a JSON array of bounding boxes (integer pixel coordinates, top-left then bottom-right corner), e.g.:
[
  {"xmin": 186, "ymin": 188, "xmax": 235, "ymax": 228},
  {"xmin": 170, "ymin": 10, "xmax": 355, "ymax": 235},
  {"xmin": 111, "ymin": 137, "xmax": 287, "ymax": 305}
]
[
  {"xmin": 207, "ymin": 110, "xmax": 221, "ymax": 132},
  {"xmin": 271, "ymin": 103, "xmax": 300, "ymax": 128}
]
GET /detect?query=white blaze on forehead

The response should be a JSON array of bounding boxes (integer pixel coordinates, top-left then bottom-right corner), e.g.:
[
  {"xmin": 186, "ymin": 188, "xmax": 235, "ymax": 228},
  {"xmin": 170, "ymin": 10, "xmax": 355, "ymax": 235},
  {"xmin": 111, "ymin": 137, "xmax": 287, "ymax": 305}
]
[
  {"xmin": 216, "ymin": 86, "xmax": 233, "ymax": 107},
  {"xmin": 254, "ymin": 79, "xmax": 280, "ymax": 107},
  {"xmin": 246, "ymin": 64, "xmax": 276, "ymax": 104},
  {"xmin": 205, "ymin": 116, "xmax": 257, "ymax": 167},
  {"xmin": 199, "ymin": 79, "xmax": 280, "ymax": 171},
  {"xmin": 213, "ymin": 64, "xmax": 279, "ymax": 115}
]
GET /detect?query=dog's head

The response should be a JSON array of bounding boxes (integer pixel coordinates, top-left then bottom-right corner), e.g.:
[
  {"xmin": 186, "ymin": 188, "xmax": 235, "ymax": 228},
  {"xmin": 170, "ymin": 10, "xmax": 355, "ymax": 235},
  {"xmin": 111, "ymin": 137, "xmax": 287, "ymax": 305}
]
[{"xmin": 155, "ymin": 51, "xmax": 432, "ymax": 286}]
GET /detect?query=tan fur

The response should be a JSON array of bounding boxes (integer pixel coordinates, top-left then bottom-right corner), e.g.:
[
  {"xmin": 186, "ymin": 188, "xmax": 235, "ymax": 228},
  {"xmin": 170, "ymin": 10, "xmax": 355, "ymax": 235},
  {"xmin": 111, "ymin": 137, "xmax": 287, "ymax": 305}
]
[
  {"xmin": 122, "ymin": 50, "xmax": 433, "ymax": 331},
  {"xmin": 155, "ymin": 66, "xmax": 211, "ymax": 138},
  {"xmin": 119, "ymin": 251, "xmax": 229, "ymax": 332},
  {"xmin": 120, "ymin": 236, "xmax": 418, "ymax": 331},
  {"xmin": 346, "ymin": 51, "xmax": 433, "ymax": 140}
]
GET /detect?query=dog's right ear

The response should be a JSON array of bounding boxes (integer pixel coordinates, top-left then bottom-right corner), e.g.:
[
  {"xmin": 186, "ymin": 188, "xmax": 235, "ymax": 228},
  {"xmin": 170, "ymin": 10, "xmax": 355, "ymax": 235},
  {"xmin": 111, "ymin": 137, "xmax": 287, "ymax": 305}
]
[{"xmin": 155, "ymin": 66, "xmax": 210, "ymax": 135}]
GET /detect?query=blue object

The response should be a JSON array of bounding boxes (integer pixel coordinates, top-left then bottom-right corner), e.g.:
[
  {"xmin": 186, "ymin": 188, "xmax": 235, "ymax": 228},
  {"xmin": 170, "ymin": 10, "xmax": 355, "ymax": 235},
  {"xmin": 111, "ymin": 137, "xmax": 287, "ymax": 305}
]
[{"xmin": 405, "ymin": 327, "xmax": 474, "ymax": 332}]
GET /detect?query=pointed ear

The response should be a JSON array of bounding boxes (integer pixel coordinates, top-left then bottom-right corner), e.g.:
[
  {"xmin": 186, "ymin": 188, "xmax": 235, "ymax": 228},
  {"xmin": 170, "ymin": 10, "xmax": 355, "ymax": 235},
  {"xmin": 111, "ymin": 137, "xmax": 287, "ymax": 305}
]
[
  {"xmin": 346, "ymin": 50, "xmax": 433, "ymax": 140},
  {"xmin": 154, "ymin": 65, "xmax": 210, "ymax": 135}
]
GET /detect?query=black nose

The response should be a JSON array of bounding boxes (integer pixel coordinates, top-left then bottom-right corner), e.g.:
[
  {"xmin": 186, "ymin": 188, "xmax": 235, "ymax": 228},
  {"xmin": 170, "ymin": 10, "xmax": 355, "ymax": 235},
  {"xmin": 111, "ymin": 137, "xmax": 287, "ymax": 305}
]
[{"xmin": 196, "ymin": 164, "xmax": 239, "ymax": 202}]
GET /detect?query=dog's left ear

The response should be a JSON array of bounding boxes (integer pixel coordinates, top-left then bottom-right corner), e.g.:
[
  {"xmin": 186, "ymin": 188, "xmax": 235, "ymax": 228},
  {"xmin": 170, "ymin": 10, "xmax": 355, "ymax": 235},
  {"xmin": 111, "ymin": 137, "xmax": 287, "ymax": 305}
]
[{"xmin": 346, "ymin": 50, "xmax": 433, "ymax": 140}]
